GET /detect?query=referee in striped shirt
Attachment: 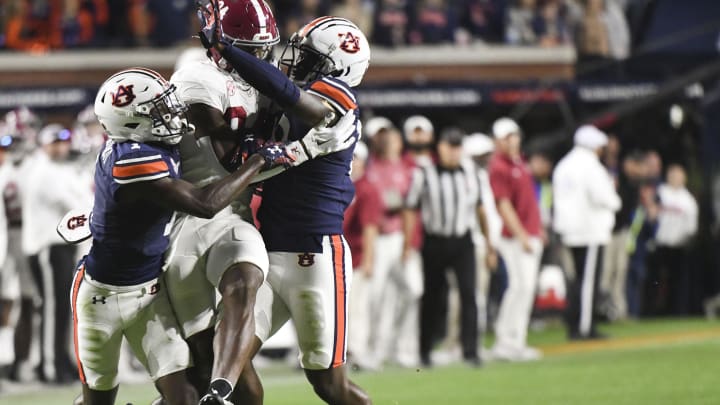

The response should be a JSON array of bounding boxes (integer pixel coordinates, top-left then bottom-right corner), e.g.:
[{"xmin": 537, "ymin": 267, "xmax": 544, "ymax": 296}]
[{"xmin": 402, "ymin": 128, "xmax": 496, "ymax": 367}]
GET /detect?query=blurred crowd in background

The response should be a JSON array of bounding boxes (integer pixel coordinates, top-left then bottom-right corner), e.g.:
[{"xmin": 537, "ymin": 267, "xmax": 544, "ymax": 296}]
[{"xmin": 0, "ymin": 0, "xmax": 634, "ymax": 61}]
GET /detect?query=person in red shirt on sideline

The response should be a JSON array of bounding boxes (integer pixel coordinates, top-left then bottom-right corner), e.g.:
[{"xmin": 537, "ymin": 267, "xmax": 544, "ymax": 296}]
[
  {"xmin": 364, "ymin": 123, "xmax": 417, "ymax": 369},
  {"xmin": 343, "ymin": 141, "xmax": 383, "ymax": 369},
  {"xmin": 488, "ymin": 117, "xmax": 544, "ymax": 361}
]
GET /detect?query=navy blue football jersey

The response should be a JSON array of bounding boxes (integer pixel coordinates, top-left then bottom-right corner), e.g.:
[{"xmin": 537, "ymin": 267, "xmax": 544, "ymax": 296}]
[
  {"xmin": 85, "ymin": 140, "xmax": 181, "ymax": 285},
  {"xmin": 258, "ymin": 77, "xmax": 359, "ymax": 253}
]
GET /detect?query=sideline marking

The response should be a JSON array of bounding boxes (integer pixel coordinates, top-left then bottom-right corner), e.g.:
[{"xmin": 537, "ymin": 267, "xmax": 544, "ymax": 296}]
[{"xmin": 541, "ymin": 328, "xmax": 720, "ymax": 356}]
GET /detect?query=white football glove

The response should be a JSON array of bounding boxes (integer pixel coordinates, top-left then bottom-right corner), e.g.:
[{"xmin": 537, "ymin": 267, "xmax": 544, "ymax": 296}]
[{"xmin": 284, "ymin": 109, "xmax": 357, "ymax": 166}]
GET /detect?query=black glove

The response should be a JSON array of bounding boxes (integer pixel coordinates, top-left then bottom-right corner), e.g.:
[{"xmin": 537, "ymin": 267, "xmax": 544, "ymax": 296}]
[{"xmin": 198, "ymin": 392, "xmax": 231, "ymax": 405}]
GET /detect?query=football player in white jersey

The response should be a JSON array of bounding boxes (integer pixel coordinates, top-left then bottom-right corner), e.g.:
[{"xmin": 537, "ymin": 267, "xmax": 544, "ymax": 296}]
[
  {"xmin": 168, "ymin": 1, "xmax": 358, "ymax": 403},
  {"xmin": 196, "ymin": 1, "xmax": 371, "ymax": 403}
]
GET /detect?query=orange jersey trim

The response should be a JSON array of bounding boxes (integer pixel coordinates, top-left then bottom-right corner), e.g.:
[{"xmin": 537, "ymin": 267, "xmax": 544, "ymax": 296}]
[
  {"xmin": 309, "ymin": 81, "xmax": 357, "ymax": 112},
  {"xmin": 301, "ymin": 16, "xmax": 336, "ymax": 37},
  {"xmin": 331, "ymin": 235, "xmax": 347, "ymax": 368},
  {"xmin": 112, "ymin": 160, "xmax": 169, "ymax": 179},
  {"xmin": 71, "ymin": 265, "xmax": 86, "ymax": 384}
]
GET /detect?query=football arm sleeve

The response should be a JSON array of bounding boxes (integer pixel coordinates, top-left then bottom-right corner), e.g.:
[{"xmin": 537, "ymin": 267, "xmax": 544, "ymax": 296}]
[
  {"xmin": 218, "ymin": 45, "xmax": 300, "ymax": 107},
  {"xmin": 217, "ymin": 45, "xmax": 332, "ymax": 127}
]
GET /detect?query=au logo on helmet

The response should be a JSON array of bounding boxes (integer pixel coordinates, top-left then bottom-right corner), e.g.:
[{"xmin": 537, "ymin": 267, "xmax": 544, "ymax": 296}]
[
  {"xmin": 111, "ymin": 85, "xmax": 136, "ymax": 107},
  {"xmin": 338, "ymin": 32, "xmax": 361, "ymax": 54}
]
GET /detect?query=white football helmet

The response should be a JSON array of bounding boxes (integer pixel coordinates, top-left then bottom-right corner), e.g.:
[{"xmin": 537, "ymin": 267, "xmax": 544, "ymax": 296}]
[
  {"xmin": 94, "ymin": 68, "xmax": 192, "ymax": 145},
  {"xmin": 281, "ymin": 17, "xmax": 371, "ymax": 87}
]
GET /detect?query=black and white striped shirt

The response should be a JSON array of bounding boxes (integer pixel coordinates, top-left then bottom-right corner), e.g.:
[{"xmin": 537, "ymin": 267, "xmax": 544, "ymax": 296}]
[{"xmin": 406, "ymin": 160, "xmax": 483, "ymax": 238}]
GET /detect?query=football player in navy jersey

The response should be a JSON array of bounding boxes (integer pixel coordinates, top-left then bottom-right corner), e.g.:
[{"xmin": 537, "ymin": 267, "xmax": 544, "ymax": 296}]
[
  {"xmin": 197, "ymin": 1, "xmax": 370, "ymax": 403},
  {"xmin": 167, "ymin": 2, "xmax": 360, "ymax": 404},
  {"xmin": 71, "ymin": 67, "xmax": 329, "ymax": 405}
]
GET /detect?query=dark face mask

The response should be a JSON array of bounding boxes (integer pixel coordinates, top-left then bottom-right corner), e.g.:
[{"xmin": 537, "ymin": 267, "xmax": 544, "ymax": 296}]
[{"xmin": 407, "ymin": 142, "xmax": 433, "ymax": 151}]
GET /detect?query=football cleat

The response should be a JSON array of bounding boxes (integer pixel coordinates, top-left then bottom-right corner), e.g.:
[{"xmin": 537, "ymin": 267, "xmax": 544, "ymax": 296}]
[{"xmin": 198, "ymin": 392, "xmax": 233, "ymax": 405}]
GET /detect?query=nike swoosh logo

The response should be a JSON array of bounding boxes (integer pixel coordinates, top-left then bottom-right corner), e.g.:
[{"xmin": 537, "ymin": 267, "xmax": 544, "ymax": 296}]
[{"xmin": 316, "ymin": 139, "xmax": 331, "ymax": 146}]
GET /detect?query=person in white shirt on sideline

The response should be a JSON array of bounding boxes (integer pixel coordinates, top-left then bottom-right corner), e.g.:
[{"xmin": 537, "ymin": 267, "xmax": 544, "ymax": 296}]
[
  {"xmin": 552, "ymin": 125, "xmax": 621, "ymax": 340},
  {"xmin": 0, "ymin": 129, "xmax": 12, "ymax": 369},
  {"xmin": 651, "ymin": 164, "xmax": 698, "ymax": 315},
  {"xmin": 22, "ymin": 124, "xmax": 94, "ymax": 383}
]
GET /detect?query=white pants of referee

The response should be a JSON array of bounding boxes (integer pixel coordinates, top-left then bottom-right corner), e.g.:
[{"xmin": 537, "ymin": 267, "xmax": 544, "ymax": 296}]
[
  {"xmin": 567, "ymin": 245, "xmax": 605, "ymax": 337},
  {"xmin": 494, "ymin": 237, "xmax": 542, "ymax": 351},
  {"xmin": 368, "ymin": 232, "xmax": 423, "ymax": 367}
]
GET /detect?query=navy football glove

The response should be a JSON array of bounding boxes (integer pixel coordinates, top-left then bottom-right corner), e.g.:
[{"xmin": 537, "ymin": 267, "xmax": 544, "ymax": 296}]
[{"xmin": 257, "ymin": 142, "xmax": 297, "ymax": 170}]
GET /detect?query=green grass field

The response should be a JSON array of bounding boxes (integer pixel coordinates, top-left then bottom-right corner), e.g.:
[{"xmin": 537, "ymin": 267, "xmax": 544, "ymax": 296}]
[{"xmin": 3, "ymin": 318, "xmax": 719, "ymax": 405}]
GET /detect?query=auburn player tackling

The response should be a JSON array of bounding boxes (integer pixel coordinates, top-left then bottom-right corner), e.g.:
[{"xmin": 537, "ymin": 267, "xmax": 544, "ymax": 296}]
[
  {"xmin": 196, "ymin": 2, "xmax": 371, "ymax": 403},
  {"xmin": 70, "ymin": 67, "xmax": 306, "ymax": 405}
]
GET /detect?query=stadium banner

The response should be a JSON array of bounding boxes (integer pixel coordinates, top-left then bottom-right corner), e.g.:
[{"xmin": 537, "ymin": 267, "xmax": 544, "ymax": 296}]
[
  {"xmin": 0, "ymin": 87, "xmax": 96, "ymax": 111},
  {"xmin": 0, "ymin": 81, "xmax": 701, "ymax": 113},
  {"xmin": 355, "ymin": 81, "xmax": 696, "ymax": 108}
]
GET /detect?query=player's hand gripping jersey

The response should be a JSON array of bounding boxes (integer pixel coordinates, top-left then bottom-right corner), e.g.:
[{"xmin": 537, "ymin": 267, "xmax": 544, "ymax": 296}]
[
  {"xmin": 258, "ymin": 76, "xmax": 360, "ymax": 252},
  {"xmin": 85, "ymin": 140, "xmax": 181, "ymax": 285}
]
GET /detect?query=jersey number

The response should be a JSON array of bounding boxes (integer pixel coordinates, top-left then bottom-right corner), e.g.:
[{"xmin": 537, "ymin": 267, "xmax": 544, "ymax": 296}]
[{"xmin": 224, "ymin": 106, "xmax": 247, "ymax": 131}]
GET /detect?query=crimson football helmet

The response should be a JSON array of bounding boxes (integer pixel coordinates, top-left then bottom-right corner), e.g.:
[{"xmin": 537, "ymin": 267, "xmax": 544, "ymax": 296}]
[{"xmin": 210, "ymin": 0, "xmax": 280, "ymax": 70}]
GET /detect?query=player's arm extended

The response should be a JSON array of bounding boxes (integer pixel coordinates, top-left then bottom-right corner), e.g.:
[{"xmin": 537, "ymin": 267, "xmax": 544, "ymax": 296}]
[
  {"xmin": 214, "ymin": 43, "xmax": 333, "ymax": 127},
  {"xmin": 117, "ymin": 154, "xmax": 266, "ymax": 219},
  {"xmin": 249, "ymin": 109, "xmax": 359, "ymax": 183}
]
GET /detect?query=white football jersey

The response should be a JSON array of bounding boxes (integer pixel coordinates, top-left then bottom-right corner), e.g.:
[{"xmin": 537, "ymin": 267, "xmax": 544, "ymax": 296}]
[{"xmin": 170, "ymin": 59, "xmax": 261, "ymax": 220}]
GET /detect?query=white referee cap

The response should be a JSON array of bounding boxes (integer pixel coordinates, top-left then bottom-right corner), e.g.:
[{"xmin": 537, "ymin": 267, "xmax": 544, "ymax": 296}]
[
  {"xmin": 363, "ymin": 116, "xmax": 394, "ymax": 139},
  {"xmin": 573, "ymin": 125, "xmax": 608, "ymax": 149},
  {"xmin": 403, "ymin": 115, "xmax": 434, "ymax": 136},
  {"xmin": 492, "ymin": 117, "xmax": 521, "ymax": 139},
  {"xmin": 463, "ymin": 133, "xmax": 494, "ymax": 157}
]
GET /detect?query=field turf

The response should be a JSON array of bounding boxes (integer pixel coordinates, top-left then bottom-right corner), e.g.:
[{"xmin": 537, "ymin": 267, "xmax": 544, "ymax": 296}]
[{"xmin": 2, "ymin": 318, "xmax": 718, "ymax": 405}]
